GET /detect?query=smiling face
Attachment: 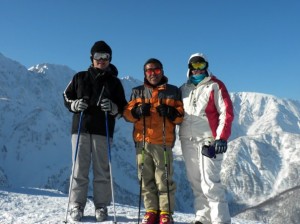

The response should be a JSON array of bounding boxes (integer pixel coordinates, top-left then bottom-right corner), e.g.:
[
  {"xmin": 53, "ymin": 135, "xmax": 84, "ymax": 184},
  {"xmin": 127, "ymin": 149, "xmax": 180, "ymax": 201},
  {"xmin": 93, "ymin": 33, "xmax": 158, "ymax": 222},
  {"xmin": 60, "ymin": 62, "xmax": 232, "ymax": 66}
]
[
  {"xmin": 92, "ymin": 52, "xmax": 110, "ymax": 70},
  {"xmin": 144, "ymin": 63, "xmax": 163, "ymax": 86}
]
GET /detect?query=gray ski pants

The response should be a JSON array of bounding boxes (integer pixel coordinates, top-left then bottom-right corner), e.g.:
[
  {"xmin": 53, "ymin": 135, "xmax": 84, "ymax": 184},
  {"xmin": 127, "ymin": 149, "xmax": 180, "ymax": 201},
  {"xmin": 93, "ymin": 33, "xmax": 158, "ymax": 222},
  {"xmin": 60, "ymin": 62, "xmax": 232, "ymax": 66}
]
[{"xmin": 70, "ymin": 133, "xmax": 111, "ymax": 209}]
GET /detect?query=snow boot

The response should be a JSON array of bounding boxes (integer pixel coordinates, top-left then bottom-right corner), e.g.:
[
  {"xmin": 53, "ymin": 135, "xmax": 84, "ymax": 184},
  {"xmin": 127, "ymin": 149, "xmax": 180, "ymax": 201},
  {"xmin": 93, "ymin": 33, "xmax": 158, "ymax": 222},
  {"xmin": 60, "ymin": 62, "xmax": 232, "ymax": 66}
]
[
  {"xmin": 95, "ymin": 207, "xmax": 108, "ymax": 222},
  {"xmin": 159, "ymin": 212, "xmax": 173, "ymax": 224},
  {"xmin": 70, "ymin": 206, "xmax": 84, "ymax": 221},
  {"xmin": 142, "ymin": 210, "xmax": 159, "ymax": 224}
]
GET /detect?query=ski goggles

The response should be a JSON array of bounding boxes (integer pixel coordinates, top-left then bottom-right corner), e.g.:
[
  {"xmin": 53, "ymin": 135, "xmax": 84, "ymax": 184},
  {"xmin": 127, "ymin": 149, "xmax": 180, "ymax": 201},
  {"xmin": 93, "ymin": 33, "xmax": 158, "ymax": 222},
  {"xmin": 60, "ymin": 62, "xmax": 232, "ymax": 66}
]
[
  {"xmin": 201, "ymin": 145, "xmax": 216, "ymax": 158},
  {"xmin": 93, "ymin": 52, "xmax": 110, "ymax": 61},
  {"xmin": 190, "ymin": 61, "xmax": 207, "ymax": 70},
  {"xmin": 145, "ymin": 68, "xmax": 162, "ymax": 75}
]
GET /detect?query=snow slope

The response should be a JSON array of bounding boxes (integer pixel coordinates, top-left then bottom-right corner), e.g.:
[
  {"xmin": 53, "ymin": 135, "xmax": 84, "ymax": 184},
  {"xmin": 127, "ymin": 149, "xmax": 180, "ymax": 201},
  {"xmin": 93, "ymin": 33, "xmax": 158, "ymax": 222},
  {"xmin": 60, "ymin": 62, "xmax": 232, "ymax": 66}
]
[{"xmin": 0, "ymin": 187, "xmax": 263, "ymax": 224}]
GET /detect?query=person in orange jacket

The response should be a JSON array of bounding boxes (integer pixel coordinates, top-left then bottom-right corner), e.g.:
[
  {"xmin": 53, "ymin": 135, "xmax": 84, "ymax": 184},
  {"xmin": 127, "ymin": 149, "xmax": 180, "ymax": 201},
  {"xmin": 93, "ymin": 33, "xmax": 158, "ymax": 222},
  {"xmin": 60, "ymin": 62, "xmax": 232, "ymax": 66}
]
[{"xmin": 123, "ymin": 58, "xmax": 184, "ymax": 224}]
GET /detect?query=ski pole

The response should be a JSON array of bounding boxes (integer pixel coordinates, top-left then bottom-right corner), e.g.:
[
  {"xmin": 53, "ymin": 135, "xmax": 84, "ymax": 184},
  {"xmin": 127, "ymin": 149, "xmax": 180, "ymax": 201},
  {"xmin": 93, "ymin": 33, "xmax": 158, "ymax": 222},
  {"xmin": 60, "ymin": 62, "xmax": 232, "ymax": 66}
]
[
  {"xmin": 99, "ymin": 86, "xmax": 117, "ymax": 223},
  {"xmin": 97, "ymin": 86, "xmax": 105, "ymax": 107},
  {"xmin": 162, "ymin": 115, "xmax": 171, "ymax": 215},
  {"xmin": 64, "ymin": 110, "xmax": 84, "ymax": 223},
  {"xmin": 137, "ymin": 112, "xmax": 146, "ymax": 224},
  {"xmin": 105, "ymin": 110, "xmax": 117, "ymax": 224}
]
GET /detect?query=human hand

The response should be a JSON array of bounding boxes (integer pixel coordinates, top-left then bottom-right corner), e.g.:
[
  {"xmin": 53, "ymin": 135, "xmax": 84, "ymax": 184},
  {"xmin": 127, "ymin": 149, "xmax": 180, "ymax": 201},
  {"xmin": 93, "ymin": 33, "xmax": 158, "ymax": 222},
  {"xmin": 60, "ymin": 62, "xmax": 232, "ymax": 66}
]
[
  {"xmin": 131, "ymin": 103, "xmax": 151, "ymax": 119},
  {"xmin": 100, "ymin": 98, "xmax": 118, "ymax": 115},
  {"xmin": 214, "ymin": 139, "xmax": 227, "ymax": 154},
  {"xmin": 156, "ymin": 104, "xmax": 180, "ymax": 121},
  {"xmin": 202, "ymin": 145, "xmax": 216, "ymax": 158},
  {"xmin": 71, "ymin": 99, "xmax": 88, "ymax": 112}
]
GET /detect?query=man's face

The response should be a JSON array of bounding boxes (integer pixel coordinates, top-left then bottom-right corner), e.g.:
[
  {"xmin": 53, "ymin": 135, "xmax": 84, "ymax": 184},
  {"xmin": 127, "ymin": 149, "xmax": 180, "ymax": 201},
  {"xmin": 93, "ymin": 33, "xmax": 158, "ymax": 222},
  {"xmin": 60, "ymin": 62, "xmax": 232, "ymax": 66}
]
[
  {"xmin": 92, "ymin": 52, "xmax": 110, "ymax": 70},
  {"xmin": 144, "ymin": 63, "xmax": 163, "ymax": 86}
]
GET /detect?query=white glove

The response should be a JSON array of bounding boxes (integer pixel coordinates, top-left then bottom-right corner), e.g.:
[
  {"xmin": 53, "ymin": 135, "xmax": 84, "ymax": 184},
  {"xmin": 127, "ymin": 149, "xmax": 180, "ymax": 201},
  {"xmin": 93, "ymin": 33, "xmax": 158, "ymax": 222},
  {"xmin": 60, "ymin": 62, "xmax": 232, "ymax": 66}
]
[
  {"xmin": 71, "ymin": 99, "xmax": 88, "ymax": 112},
  {"xmin": 100, "ymin": 98, "xmax": 118, "ymax": 115}
]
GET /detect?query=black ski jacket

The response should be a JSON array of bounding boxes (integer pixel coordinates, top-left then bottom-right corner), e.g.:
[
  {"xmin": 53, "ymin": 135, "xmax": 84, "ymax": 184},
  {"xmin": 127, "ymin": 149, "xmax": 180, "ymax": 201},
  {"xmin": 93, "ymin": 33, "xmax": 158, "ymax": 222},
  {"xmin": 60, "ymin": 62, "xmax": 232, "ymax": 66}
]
[{"xmin": 63, "ymin": 64, "xmax": 128, "ymax": 138}]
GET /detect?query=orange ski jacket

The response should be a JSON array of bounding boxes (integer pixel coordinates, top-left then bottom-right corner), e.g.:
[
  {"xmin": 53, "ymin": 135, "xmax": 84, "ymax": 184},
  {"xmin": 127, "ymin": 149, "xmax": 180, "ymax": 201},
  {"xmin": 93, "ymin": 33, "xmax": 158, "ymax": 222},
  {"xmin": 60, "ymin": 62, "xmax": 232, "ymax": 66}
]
[{"xmin": 123, "ymin": 78, "xmax": 184, "ymax": 147}]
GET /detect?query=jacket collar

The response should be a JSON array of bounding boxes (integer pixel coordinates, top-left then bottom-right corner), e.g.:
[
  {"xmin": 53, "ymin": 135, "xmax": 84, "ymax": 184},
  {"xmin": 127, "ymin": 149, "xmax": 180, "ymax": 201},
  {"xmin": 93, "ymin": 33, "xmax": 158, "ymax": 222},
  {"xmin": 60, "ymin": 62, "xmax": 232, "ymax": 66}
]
[{"xmin": 144, "ymin": 75, "xmax": 168, "ymax": 89}]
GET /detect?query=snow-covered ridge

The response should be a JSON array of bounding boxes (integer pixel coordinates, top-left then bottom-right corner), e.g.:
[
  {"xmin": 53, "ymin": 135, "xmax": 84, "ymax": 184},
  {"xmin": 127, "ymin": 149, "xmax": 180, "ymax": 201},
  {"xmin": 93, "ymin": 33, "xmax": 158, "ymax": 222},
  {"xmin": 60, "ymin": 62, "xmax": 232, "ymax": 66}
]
[{"xmin": 0, "ymin": 53, "xmax": 299, "ymax": 223}]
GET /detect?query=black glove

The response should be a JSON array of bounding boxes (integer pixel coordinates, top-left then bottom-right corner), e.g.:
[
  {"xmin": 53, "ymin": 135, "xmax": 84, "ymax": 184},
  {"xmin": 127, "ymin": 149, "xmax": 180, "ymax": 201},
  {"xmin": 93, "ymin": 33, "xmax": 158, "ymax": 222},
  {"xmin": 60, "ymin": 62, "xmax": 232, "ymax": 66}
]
[
  {"xmin": 214, "ymin": 139, "xmax": 227, "ymax": 154},
  {"xmin": 71, "ymin": 99, "xmax": 88, "ymax": 112},
  {"xmin": 100, "ymin": 98, "xmax": 118, "ymax": 115},
  {"xmin": 131, "ymin": 103, "xmax": 151, "ymax": 119},
  {"xmin": 202, "ymin": 145, "xmax": 216, "ymax": 158},
  {"xmin": 156, "ymin": 104, "xmax": 180, "ymax": 121}
]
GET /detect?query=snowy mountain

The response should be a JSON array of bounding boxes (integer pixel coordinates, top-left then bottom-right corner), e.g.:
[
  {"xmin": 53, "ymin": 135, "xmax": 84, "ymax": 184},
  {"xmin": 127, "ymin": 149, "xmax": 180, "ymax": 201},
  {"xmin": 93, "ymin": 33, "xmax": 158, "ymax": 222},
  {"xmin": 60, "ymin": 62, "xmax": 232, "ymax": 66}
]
[{"xmin": 0, "ymin": 52, "xmax": 300, "ymax": 223}]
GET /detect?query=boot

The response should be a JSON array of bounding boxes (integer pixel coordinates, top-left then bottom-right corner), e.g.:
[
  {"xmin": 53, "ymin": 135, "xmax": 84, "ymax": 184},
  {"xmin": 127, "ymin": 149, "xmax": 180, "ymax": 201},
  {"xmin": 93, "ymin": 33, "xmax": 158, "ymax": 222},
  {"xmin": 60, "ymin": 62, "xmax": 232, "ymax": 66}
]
[
  {"xmin": 142, "ymin": 210, "xmax": 159, "ymax": 224},
  {"xmin": 95, "ymin": 207, "xmax": 108, "ymax": 222},
  {"xmin": 70, "ymin": 206, "xmax": 84, "ymax": 221},
  {"xmin": 159, "ymin": 212, "xmax": 173, "ymax": 224}
]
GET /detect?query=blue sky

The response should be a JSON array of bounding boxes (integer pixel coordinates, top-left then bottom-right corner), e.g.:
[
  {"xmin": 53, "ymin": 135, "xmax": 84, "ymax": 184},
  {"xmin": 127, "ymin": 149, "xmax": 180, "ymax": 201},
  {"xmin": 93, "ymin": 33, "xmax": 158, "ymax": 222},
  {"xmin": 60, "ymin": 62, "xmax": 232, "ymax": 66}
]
[{"xmin": 1, "ymin": 0, "xmax": 299, "ymax": 101}]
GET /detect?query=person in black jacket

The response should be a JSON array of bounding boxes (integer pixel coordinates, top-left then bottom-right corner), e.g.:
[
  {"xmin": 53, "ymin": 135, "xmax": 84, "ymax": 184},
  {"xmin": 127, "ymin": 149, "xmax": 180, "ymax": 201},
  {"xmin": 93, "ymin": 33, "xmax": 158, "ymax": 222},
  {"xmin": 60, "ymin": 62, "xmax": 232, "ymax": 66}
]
[{"xmin": 63, "ymin": 40, "xmax": 127, "ymax": 222}]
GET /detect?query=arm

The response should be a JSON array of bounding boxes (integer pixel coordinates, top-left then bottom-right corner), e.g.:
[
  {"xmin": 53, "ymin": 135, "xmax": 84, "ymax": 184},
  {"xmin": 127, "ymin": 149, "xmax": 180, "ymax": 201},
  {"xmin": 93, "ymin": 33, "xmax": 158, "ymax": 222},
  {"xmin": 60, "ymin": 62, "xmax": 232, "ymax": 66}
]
[
  {"xmin": 63, "ymin": 76, "xmax": 77, "ymax": 113},
  {"xmin": 123, "ymin": 88, "xmax": 143, "ymax": 123},
  {"xmin": 214, "ymin": 79, "xmax": 234, "ymax": 141}
]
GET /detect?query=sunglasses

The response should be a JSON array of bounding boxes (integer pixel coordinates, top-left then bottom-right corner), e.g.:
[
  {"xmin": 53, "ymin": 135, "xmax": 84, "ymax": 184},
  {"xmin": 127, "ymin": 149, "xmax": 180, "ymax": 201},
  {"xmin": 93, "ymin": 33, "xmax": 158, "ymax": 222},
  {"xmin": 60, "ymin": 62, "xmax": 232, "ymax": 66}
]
[
  {"xmin": 190, "ymin": 62, "xmax": 207, "ymax": 70},
  {"xmin": 93, "ymin": 52, "xmax": 110, "ymax": 61},
  {"xmin": 145, "ymin": 68, "xmax": 162, "ymax": 75},
  {"xmin": 202, "ymin": 145, "xmax": 216, "ymax": 158}
]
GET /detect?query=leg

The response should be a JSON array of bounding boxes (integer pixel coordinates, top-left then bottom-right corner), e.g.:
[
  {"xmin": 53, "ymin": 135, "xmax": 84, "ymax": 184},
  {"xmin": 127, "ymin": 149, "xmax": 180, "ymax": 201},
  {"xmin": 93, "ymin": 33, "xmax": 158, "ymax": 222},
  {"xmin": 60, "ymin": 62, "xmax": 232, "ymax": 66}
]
[
  {"xmin": 153, "ymin": 145, "xmax": 176, "ymax": 214},
  {"xmin": 70, "ymin": 133, "xmax": 91, "ymax": 208},
  {"xmin": 137, "ymin": 142, "xmax": 159, "ymax": 211},
  {"xmin": 201, "ymin": 153, "xmax": 231, "ymax": 224},
  {"xmin": 181, "ymin": 138, "xmax": 210, "ymax": 223},
  {"xmin": 91, "ymin": 134, "xmax": 112, "ymax": 208}
]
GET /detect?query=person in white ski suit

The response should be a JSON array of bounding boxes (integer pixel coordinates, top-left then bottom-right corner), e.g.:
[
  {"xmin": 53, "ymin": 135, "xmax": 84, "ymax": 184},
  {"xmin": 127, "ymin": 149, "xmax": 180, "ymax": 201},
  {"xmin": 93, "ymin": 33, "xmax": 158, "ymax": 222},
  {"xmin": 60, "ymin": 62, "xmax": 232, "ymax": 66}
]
[{"xmin": 179, "ymin": 53, "xmax": 234, "ymax": 224}]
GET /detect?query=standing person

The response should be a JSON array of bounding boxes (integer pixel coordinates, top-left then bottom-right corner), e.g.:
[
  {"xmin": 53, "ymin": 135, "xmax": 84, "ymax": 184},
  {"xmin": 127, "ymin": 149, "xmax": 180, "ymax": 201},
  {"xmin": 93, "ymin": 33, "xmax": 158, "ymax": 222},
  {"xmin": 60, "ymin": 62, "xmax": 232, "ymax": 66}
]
[
  {"xmin": 123, "ymin": 58, "xmax": 184, "ymax": 224},
  {"xmin": 179, "ymin": 53, "xmax": 234, "ymax": 224},
  {"xmin": 63, "ymin": 40, "xmax": 127, "ymax": 222}
]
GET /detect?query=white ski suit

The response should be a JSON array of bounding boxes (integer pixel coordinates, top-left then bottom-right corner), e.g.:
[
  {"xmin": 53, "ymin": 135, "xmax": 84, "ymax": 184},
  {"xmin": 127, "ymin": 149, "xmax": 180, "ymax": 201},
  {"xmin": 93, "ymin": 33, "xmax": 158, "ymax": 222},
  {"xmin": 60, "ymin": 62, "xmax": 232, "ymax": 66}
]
[{"xmin": 179, "ymin": 53, "xmax": 234, "ymax": 224}]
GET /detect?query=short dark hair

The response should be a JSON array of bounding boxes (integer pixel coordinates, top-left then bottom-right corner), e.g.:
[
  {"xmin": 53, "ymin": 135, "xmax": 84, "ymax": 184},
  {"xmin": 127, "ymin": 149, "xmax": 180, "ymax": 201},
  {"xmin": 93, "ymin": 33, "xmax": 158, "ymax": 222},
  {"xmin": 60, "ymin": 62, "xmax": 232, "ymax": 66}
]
[{"xmin": 143, "ymin": 58, "xmax": 163, "ymax": 71}]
